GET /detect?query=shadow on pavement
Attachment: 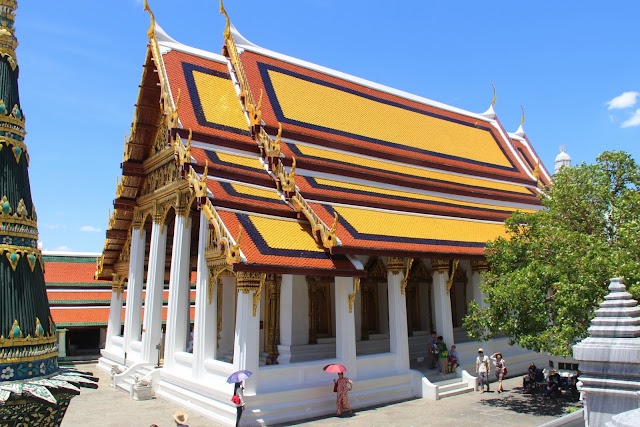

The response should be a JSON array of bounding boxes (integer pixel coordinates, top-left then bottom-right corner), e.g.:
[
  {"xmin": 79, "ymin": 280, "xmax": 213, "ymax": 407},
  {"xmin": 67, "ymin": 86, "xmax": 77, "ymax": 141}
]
[{"xmin": 481, "ymin": 386, "xmax": 582, "ymax": 417}]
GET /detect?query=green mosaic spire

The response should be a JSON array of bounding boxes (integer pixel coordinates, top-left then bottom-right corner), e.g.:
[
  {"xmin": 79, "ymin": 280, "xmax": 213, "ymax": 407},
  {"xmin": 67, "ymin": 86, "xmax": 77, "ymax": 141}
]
[{"xmin": 0, "ymin": 0, "xmax": 59, "ymax": 382}]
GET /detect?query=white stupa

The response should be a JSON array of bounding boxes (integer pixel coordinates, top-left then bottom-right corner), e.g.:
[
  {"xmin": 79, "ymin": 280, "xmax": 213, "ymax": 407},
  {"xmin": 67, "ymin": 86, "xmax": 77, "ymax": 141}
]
[{"xmin": 554, "ymin": 146, "xmax": 571, "ymax": 173}]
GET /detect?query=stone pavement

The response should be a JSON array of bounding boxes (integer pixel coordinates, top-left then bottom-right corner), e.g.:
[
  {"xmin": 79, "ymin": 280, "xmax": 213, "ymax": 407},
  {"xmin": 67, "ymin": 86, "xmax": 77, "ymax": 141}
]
[{"xmin": 61, "ymin": 362, "xmax": 581, "ymax": 427}]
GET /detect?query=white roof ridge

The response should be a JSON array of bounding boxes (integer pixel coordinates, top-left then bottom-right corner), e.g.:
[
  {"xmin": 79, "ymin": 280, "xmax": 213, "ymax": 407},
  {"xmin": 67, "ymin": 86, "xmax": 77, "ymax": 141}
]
[
  {"xmin": 155, "ymin": 22, "xmax": 228, "ymax": 64},
  {"xmin": 230, "ymin": 26, "xmax": 495, "ymax": 123}
]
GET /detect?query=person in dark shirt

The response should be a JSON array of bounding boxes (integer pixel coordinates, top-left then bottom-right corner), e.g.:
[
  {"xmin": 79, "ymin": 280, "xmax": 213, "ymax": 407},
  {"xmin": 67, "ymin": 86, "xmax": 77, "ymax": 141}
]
[{"xmin": 545, "ymin": 370, "xmax": 561, "ymax": 398}]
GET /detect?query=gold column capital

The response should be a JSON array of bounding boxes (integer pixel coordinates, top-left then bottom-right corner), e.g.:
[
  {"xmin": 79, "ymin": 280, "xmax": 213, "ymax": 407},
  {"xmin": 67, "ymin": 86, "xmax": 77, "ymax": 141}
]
[
  {"xmin": 431, "ymin": 258, "xmax": 450, "ymax": 273},
  {"xmin": 471, "ymin": 259, "xmax": 490, "ymax": 273},
  {"xmin": 387, "ymin": 257, "xmax": 405, "ymax": 275},
  {"xmin": 348, "ymin": 277, "xmax": 361, "ymax": 313},
  {"xmin": 236, "ymin": 272, "xmax": 266, "ymax": 316}
]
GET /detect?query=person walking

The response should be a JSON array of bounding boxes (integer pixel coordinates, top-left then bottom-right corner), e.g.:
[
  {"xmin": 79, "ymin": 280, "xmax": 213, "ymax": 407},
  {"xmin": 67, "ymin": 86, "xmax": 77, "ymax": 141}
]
[
  {"xmin": 491, "ymin": 352, "xmax": 507, "ymax": 393},
  {"xmin": 233, "ymin": 382, "xmax": 245, "ymax": 426},
  {"xmin": 334, "ymin": 372, "xmax": 353, "ymax": 417},
  {"xmin": 476, "ymin": 348, "xmax": 491, "ymax": 392},
  {"xmin": 436, "ymin": 336, "xmax": 448, "ymax": 374}
]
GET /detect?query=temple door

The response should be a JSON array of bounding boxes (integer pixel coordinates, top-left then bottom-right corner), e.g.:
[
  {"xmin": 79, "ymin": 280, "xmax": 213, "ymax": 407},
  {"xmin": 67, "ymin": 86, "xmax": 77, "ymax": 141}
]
[
  {"xmin": 360, "ymin": 282, "xmax": 379, "ymax": 340},
  {"xmin": 405, "ymin": 280, "xmax": 420, "ymax": 336},
  {"xmin": 449, "ymin": 266, "xmax": 468, "ymax": 328},
  {"xmin": 307, "ymin": 276, "xmax": 332, "ymax": 344}
]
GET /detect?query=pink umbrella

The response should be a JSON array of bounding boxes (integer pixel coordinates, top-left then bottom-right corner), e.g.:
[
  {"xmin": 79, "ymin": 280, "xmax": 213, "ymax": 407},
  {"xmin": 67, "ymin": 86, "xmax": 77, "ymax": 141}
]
[{"xmin": 323, "ymin": 363, "xmax": 347, "ymax": 373}]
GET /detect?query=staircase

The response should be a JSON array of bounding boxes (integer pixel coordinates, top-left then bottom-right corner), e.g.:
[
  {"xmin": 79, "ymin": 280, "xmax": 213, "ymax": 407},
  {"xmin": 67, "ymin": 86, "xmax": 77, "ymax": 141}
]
[
  {"xmin": 112, "ymin": 363, "xmax": 159, "ymax": 398},
  {"xmin": 437, "ymin": 376, "xmax": 475, "ymax": 399}
]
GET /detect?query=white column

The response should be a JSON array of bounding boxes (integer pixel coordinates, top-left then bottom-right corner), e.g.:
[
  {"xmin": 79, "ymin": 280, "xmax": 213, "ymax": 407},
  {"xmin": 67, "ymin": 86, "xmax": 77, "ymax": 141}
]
[
  {"xmin": 164, "ymin": 212, "xmax": 192, "ymax": 370},
  {"xmin": 387, "ymin": 258, "xmax": 410, "ymax": 372},
  {"xmin": 277, "ymin": 274, "xmax": 293, "ymax": 364},
  {"xmin": 233, "ymin": 273, "xmax": 262, "ymax": 395},
  {"xmin": 193, "ymin": 211, "xmax": 216, "ymax": 377},
  {"xmin": 141, "ymin": 221, "xmax": 168, "ymax": 364},
  {"xmin": 431, "ymin": 259, "xmax": 454, "ymax": 348},
  {"xmin": 219, "ymin": 277, "xmax": 236, "ymax": 358},
  {"xmin": 335, "ymin": 276, "xmax": 357, "ymax": 379},
  {"xmin": 105, "ymin": 287, "xmax": 124, "ymax": 351},
  {"xmin": 471, "ymin": 260, "xmax": 489, "ymax": 310},
  {"xmin": 57, "ymin": 329, "xmax": 67, "ymax": 358},
  {"xmin": 123, "ymin": 227, "xmax": 146, "ymax": 359}
]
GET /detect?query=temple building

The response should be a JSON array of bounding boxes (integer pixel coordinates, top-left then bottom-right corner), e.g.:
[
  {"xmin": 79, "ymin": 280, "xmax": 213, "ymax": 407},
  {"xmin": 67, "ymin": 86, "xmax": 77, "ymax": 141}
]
[
  {"xmin": 95, "ymin": 2, "xmax": 552, "ymax": 425},
  {"xmin": 0, "ymin": 2, "xmax": 96, "ymax": 425}
]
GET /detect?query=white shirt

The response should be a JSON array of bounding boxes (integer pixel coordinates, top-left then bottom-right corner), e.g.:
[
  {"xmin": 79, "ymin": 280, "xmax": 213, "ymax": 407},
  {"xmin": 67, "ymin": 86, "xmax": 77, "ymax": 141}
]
[{"xmin": 476, "ymin": 355, "xmax": 490, "ymax": 373}]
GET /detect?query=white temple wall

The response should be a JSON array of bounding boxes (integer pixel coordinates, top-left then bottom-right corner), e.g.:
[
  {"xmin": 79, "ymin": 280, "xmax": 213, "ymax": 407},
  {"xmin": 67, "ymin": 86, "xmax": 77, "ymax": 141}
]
[{"xmin": 291, "ymin": 274, "xmax": 309, "ymax": 345}]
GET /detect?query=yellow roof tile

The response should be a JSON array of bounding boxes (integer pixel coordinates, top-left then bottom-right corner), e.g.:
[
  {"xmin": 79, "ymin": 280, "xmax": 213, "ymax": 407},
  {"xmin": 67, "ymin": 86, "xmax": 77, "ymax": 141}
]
[
  {"xmin": 334, "ymin": 205, "xmax": 508, "ymax": 243},
  {"xmin": 249, "ymin": 215, "xmax": 325, "ymax": 252},
  {"xmin": 268, "ymin": 69, "xmax": 512, "ymax": 167},
  {"xmin": 193, "ymin": 70, "xmax": 248, "ymax": 131}
]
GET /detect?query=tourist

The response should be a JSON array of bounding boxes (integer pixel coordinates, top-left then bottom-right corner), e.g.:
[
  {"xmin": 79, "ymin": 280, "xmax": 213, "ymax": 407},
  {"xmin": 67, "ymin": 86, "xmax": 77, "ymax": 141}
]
[
  {"xmin": 436, "ymin": 336, "xmax": 448, "ymax": 374},
  {"xmin": 545, "ymin": 369, "xmax": 561, "ymax": 398},
  {"xmin": 173, "ymin": 411, "xmax": 189, "ymax": 426},
  {"xmin": 233, "ymin": 382, "xmax": 245, "ymax": 426},
  {"xmin": 476, "ymin": 348, "xmax": 491, "ymax": 392},
  {"xmin": 448, "ymin": 345, "xmax": 459, "ymax": 373},
  {"xmin": 523, "ymin": 362, "xmax": 537, "ymax": 391},
  {"xmin": 334, "ymin": 372, "xmax": 353, "ymax": 417},
  {"xmin": 491, "ymin": 352, "xmax": 507, "ymax": 393},
  {"xmin": 426, "ymin": 331, "xmax": 438, "ymax": 369}
]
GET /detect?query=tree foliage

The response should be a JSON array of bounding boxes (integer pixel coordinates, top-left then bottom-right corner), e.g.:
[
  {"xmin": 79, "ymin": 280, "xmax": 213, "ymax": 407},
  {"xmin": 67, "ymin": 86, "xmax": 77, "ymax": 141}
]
[{"xmin": 464, "ymin": 151, "xmax": 640, "ymax": 356}]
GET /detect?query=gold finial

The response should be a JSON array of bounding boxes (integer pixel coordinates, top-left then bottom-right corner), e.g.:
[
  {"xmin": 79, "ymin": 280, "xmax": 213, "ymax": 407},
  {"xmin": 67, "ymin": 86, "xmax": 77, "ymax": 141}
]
[
  {"xmin": 143, "ymin": 0, "xmax": 156, "ymax": 39},
  {"xmin": 520, "ymin": 105, "xmax": 525, "ymax": 127},
  {"xmin": 219, "ymin": 0, "xmax": 231, "ymax": 40},
  {"xmin": 491, "ymin": 82, "xmax": 496, "ymax": 106}
]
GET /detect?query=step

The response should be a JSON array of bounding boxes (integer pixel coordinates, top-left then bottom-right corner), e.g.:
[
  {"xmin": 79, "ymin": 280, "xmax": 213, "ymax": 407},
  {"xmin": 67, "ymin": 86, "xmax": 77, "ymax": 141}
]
[{"xmin": 439, "ymin": 383, "xmax": 474, "ymax": 399}]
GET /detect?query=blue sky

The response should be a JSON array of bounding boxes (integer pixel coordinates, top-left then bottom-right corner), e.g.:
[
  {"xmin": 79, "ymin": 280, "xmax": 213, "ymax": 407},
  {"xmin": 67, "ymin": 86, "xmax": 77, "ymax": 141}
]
[{"xmin": 16, "ymin": 1, "xmax": 639, "ymax": 252}]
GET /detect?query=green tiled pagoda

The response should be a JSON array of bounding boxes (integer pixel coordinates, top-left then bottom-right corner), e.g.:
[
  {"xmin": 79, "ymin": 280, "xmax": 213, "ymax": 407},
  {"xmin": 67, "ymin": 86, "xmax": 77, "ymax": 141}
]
[{"xmin": 0, "ymin": 1, "xmax": 96, "ymax": 426}]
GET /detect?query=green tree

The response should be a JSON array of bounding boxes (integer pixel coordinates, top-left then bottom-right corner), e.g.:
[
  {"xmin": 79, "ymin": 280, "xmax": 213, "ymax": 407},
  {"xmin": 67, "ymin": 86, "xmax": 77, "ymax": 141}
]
[{"xmin": 464, "ymin": 151, "xmax": 640, "ymax": 357}]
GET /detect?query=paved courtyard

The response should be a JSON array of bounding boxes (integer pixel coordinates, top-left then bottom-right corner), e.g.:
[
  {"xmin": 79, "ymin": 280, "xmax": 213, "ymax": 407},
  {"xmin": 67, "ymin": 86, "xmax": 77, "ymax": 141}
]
[{"xmin": 61, "ymin": 362, "xmax": 581, "ymax": 427}]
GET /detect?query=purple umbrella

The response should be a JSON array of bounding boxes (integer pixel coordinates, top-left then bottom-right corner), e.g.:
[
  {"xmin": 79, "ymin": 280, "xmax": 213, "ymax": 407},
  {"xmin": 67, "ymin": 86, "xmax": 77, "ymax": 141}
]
[{"xmin": 227, "ymin": 370, "xmax": 253, "ymax": 384}]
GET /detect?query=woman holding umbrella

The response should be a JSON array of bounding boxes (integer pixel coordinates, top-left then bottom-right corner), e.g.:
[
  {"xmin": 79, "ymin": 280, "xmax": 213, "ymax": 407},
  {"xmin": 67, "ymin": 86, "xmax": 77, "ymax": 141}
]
[
  {"xmin": 325, "ymin": 364, "xmax": 353, "ymax": 417},
  {"xmin": 334, "ymin": 372, "xmax": 353, "ymax": 416},
  {"xmin": 227, "ymin": 370, "xmax": 251, "ymax": 427},
  {"xmin": 233, "ymin": 382, "xmax": 245, "ymax": 426}
]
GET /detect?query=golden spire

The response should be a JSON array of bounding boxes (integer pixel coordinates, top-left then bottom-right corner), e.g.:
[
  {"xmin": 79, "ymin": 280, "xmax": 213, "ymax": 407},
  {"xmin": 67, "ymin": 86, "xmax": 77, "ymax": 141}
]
[
  {"xmin": 0, "ymin": 0, "xmax": 18, "ymax": 69},
  {"xmin": 520, "ymin": 105, "xmax": 525, "ymax": 127},
  {"xmin": 143, "ymin": 0, "xmax": 156, "ymax": 39},
  {"xmin": 219, "ymin": 0, "xmax": 231, "ymax": 40},
  {"xmin": 491, "ymin": 82, "xmax": 496, "ymax": 106}
]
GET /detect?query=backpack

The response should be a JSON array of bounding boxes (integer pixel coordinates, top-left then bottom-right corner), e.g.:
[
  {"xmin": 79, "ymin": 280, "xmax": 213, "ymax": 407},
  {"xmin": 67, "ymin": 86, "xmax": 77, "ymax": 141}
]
[{"xmin": 231, "ymin": 394, "xmax": 241, "ymax": 405}]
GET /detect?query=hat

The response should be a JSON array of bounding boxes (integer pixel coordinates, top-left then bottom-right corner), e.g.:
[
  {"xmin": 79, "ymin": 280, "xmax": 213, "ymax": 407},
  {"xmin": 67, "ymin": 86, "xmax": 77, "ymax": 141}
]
[
  {"xmin": 478, "ymin": 348, "xmax": 484, "ymax": 353},
  {"xmin": 173, "ymin": 411, "xmax": 189, "ymax": 425}
]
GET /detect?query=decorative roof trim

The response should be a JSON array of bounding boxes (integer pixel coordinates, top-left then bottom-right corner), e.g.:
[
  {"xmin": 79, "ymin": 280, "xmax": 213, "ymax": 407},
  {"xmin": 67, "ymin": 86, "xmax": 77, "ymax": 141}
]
[
  {"xmin": 508, "ymin": 131, "xmax": 553, "ymax": 184},
  {"xmin": 156, "ymin": 23, "xmax": 230, "ymax": 64}
]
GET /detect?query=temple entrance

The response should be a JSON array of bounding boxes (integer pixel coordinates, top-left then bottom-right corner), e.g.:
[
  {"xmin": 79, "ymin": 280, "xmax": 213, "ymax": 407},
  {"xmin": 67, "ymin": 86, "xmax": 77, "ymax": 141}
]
[
  {"xmin": 406, "ymin": 260, "xmax": 433, "ymax": 336},
  {"xmin": 360, "ymin": 281, "xmax": 380, "ymax": 340},
  {"xmin": 450, "ymin": 265, "xmax": 468, "ymax": 328},
  {"xmin": 307, "ymin": 277, "xmax": 332, "ymax": 344}
]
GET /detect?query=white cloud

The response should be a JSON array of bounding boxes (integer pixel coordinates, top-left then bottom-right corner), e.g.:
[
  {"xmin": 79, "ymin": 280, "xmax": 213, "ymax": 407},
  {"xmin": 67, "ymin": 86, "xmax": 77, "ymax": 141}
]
[
  {"xmin": 53, "ymin": 245, "xmax": 72, "ymax": 251},
  {"xmin": 80, "ymin": 225, "xmax": 101, "ymax": 232},
  {"xmin": 621, "ymin": 109, "xmax": 640, "ymax": 128},
  {"xmin": 607, "ymin": 91, "xmax": 639, "ymax": 110}
]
